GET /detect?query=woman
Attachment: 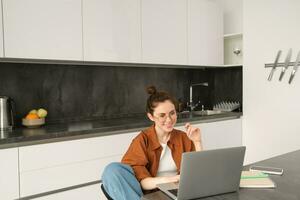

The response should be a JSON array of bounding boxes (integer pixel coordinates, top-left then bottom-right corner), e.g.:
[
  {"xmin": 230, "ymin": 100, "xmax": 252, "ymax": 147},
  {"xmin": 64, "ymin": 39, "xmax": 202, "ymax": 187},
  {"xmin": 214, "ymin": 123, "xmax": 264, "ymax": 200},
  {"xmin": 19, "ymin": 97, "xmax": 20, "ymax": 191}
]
[{"xmin": 101, "ymin": 86, "xmax": 202, "ymax": 200}]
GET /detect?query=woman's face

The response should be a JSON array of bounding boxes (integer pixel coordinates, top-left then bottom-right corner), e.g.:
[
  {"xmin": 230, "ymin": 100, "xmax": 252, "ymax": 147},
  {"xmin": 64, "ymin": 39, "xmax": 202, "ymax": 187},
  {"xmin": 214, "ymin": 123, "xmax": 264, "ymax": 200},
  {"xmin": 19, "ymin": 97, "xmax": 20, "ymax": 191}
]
[{"xmin": 147, "ymin": 100, "xmax": 177, "ymax": 133}]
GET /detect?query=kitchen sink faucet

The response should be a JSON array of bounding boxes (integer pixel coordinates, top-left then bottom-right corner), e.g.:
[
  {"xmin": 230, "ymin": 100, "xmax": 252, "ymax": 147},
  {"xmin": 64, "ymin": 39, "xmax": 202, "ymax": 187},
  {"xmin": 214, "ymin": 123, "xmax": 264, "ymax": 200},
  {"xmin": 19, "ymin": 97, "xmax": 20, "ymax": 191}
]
[{"xmin": 188, "ymin": 82, "xmax": 209, "ymax": 111}]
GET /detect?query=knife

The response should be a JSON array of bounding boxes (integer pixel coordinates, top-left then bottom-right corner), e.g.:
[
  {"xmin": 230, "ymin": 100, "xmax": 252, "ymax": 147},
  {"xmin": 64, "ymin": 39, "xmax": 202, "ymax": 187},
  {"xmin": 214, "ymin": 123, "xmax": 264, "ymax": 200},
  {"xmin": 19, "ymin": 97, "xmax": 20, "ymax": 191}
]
[
  {"xmin": 279, "ymin": 48, "xmax": 292, "ymax": 81},
  {"xmin": 268, "ymin": 50, "xmax": 282, "ymax": 81},
  {"xmin": 288, "ymin": 50, "xmax": 300, "ymax": 84}
]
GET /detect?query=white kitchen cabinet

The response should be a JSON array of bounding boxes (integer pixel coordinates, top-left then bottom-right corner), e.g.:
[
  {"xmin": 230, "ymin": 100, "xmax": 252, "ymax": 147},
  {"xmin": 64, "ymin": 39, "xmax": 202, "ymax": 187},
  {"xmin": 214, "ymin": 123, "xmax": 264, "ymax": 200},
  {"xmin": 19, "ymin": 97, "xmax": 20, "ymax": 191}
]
[
  {"xmin": 35, "ymin": 184, "xmax": 102, "ymax": 200},
  {"xmin": 82, "ymin": 0, "xmax": 141, "ymax": 63},
  {"xmin": 199, "ymin": 118, "xmax": 242, "ymax": 150},
  {"xmin": 141, "ymin": 0, "xmax": 187, "ymax": 65},
  {"xmin": 2, "ymin": 0, "xmax": 82, "ymax": 60},
  {"xmin": 18, "ymin": 131, "xmax": 138, "ymax": 197},
  {"xmin": 0, "ymin": 148, "xmax": 19, "ymax": 200},
  {"xmin": 0, "ymin": 0, "xmax": 4, "ymax": 57},
  {"xmin": 176, "ymin": 118, "xmax": 242, "ymax": 150},
  {"xmin": 221, "ymin": 0, "xmax": 243, "ymax": 35},
  {"xmin": 188, "ymin": 0, "xmax": 223, "ymax": 65}
]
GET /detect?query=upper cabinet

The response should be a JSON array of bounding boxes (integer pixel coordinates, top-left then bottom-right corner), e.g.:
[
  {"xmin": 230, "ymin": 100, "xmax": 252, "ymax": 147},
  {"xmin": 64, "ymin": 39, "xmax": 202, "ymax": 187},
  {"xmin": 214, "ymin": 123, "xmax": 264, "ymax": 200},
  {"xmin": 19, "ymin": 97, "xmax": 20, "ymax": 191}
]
[
  {"xmin": 221, "ymin": 0, "xmax": 242, "ymax": 35},
  {"xmin": 82, "ymin": 0, "xmax": 141, "ymax": 63},
  {"xmin": 188, "ymin": 0, "xmax": 223, "ymax": 65},
  {"xmin": 2, "ymin": 0, "xmax": 82, "ymax": 60},
  {"xmin": 141, "ymin": 0, "xmax": 187, "ymax": 65},
  {"xmin": 0, "ymin": 0, "xmax": 4, "ymax": 57},
  {"xmin": 222, "ymin": 0, "xmax": 243, "ymax": 65},
  {"xmin": 1, "ymin": 0, "xmax": 224, "ymax": 65}
]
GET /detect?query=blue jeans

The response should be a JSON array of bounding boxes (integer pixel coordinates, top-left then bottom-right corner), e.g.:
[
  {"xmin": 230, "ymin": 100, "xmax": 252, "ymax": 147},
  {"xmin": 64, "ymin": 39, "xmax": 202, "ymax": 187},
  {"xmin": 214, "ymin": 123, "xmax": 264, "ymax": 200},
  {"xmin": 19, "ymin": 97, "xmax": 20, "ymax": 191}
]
[{"xmin": 101, "ymin": 162, "xmax": 143, "ymax": 200}]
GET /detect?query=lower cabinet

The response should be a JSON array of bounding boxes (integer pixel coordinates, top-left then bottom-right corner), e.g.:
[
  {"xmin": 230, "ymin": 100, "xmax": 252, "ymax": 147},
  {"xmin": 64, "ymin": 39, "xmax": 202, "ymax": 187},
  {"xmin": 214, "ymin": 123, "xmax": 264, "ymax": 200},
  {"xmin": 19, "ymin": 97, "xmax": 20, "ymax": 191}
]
[
  {"xmin": 176, "ymin": 118, "xmax": 242, "ymax": 150},
  {"xmin": 0, "ymin": 148, "xmax": 19, "ymax": 200},
  {"xmin": 3, "ymin": 118, "xmax": 241, "ymax": 199},
  {"xmin": 200, "ymin": 118, "xmax": 242, "ymax": 150},
  {"xmin": 18, "ymin": 131, "xmax": 139, "ymax": 198},
  {"xmin": 34, "ymin": 184, "xmax": 102, "ymax": 200}
]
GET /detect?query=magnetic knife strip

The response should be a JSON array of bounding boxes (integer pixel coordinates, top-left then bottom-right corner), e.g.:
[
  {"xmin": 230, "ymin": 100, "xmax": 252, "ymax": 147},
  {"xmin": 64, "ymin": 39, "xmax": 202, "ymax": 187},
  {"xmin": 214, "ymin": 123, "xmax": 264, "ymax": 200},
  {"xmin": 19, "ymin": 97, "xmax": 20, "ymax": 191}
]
[{"xmin": 265, "ymin": 49, "xmax": 300, "ymax": 84}]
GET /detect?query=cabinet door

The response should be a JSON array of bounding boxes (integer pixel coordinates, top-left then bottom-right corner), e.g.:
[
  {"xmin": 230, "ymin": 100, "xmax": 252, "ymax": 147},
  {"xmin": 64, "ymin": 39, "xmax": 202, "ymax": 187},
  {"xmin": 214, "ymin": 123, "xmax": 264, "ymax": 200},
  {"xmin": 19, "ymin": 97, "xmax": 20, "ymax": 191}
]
[
  {"xmin": 176, "ymin": 118, "xmax": 242, "ymax": 150},
  {"xmin": 3, "ymin": 0, "xmax": 82, "ymax": 60},
  {"xmin": 188, "ymin": 0, "xmax": 223, "ymax": 65},
  {"xmin": 200, "ymin": 119, "xmax": 242, "ymax": 150},
  {"xmin": 141, "ymin": 0, "xmax": 187, "ymax": 65},
  {"xmin": 19, "ymin": 131, "xmax": 138, "ymax": 197},
  {"xmin": 35, "ymin": 184, "xmax": 102, "ymax": 200},
  {"xmin": 0, "ymin": 0, "xmax": 3, "ymax": 57},
  {"xmin": 0, "ymin": 148, "xmax": 19, "ymax": 200},
  {"xmin": 83, "ymin": 0, "xmax": 141, "ymax": 63}
]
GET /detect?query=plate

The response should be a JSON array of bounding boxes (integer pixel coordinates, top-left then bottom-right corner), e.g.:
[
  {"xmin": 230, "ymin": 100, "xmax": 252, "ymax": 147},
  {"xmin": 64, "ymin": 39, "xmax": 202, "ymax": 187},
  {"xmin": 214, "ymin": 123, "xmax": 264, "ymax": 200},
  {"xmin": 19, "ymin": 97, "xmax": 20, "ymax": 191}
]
[
  {"xmin": 22, "ymin": 118, "xmax": 45, "ymax": 128},
  {"xmin": 193, "ymin": 110, "xmax": 223, "ymax": 116}
]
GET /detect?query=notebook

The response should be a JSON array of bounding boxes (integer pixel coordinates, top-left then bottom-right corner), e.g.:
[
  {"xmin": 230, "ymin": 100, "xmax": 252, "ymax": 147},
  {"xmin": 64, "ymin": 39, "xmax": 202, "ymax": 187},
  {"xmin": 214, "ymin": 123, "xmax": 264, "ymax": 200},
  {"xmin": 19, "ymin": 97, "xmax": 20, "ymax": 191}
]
[
  {"xmin": 240, "ymin": 171, "xmax": 276, "ymax": 188},
  {"xmin": 157, "ymin": 146, "xmax": 246, "ymax": 200}
]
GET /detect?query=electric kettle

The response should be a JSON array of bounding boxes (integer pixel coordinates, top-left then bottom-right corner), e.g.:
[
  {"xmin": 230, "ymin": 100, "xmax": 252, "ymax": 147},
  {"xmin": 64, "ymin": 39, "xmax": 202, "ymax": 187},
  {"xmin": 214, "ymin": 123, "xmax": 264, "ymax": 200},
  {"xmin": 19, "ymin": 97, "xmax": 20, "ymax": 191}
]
[{"xmin": 0, "ymin": 96, "xmax": 15, "ymax": 131}]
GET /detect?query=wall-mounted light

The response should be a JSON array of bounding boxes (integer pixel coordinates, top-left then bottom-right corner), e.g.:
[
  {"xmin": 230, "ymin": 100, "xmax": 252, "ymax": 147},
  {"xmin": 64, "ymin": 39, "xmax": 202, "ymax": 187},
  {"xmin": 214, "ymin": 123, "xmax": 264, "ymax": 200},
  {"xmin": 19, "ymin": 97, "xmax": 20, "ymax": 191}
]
[{"xmin": 233, "ymin": 48, "xmax": 241, "ymax": 55}]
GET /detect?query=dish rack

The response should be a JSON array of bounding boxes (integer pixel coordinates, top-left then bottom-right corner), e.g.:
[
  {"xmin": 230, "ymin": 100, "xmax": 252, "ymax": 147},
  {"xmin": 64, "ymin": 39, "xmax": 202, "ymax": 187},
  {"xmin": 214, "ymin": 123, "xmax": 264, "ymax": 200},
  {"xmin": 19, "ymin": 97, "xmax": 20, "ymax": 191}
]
[{"xmin": 213, "ymin": 101, "xmax": 240, "ymax": 112}]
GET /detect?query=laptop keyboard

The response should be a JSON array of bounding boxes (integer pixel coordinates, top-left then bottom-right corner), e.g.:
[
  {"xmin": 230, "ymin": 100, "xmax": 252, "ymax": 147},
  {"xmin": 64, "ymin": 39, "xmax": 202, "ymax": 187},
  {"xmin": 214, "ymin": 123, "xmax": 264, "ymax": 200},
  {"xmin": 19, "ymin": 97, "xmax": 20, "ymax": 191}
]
[{"xmin": 168, "ymin": 189, "xmax": 178, "ymax": 197}]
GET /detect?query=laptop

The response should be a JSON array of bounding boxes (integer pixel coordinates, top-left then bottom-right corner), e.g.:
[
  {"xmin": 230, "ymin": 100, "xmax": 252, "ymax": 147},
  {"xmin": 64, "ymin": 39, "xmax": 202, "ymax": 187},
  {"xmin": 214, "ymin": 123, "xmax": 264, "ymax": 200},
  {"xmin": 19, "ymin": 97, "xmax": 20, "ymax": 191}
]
[{"xmin": 157, "ymin": 146, "xmax": 246, "ymax": 200}]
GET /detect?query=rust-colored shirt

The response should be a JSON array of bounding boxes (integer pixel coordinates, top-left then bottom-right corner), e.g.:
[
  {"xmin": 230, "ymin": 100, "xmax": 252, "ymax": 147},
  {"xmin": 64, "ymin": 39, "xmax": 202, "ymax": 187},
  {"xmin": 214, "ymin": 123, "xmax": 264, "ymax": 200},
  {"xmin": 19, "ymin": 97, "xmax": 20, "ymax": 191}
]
[{"xmin": 121, "ymin": 125, "xmax": 195, "ymax": 182}]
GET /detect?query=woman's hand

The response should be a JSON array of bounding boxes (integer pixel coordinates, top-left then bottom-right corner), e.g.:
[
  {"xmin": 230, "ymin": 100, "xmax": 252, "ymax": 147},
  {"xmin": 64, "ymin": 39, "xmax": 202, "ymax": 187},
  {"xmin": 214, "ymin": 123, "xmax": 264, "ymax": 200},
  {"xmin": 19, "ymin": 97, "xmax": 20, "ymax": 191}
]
[
  {"xmin": 185, "ymin": 123, "xmax": 203, "ymax": 151},
  {"xmin": 141, "ymin": 175, "xmax": 180, "ymax": 190},
  {"xmin": 163, "ymin": 175, "xmax": 180, "ymax": 183},
  {"xmin": 185, "ymin": 123, "xmax": 201, "ymax": 143}
]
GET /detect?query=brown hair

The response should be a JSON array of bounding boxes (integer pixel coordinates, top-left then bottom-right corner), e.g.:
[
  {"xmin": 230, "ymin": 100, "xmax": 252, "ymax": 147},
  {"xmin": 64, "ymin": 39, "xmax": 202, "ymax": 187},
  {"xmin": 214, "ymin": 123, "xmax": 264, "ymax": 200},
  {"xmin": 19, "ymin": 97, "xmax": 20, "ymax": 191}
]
[{"xmin": 146, "ymin": 86, "xmax": 178, "ymax": 115}]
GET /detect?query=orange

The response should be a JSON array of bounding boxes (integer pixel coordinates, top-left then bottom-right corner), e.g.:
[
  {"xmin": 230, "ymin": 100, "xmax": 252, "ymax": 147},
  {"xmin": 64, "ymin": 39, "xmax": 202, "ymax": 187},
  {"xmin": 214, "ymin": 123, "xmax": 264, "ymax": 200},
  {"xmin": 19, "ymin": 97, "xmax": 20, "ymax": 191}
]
[{"xmin": 25, "ymin": 113, "xmax": 39, "ymax": 119}]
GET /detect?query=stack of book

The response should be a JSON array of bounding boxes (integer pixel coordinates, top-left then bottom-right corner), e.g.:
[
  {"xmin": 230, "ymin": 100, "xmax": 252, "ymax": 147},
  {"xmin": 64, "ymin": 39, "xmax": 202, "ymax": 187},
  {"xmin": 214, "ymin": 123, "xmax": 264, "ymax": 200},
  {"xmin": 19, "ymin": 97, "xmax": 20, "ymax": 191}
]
[{"xmin": 240, "ymin": 171, "xmax": 276, "ymax": 188}]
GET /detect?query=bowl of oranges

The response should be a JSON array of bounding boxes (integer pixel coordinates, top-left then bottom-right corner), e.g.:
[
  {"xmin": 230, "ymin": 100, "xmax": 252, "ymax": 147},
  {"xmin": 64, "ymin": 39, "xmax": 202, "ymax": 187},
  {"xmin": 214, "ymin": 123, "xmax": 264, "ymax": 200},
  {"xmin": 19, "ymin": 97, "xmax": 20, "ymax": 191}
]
[{"xmin": 22, "ymin": 108, "xmax": 48, "ymax": 128}]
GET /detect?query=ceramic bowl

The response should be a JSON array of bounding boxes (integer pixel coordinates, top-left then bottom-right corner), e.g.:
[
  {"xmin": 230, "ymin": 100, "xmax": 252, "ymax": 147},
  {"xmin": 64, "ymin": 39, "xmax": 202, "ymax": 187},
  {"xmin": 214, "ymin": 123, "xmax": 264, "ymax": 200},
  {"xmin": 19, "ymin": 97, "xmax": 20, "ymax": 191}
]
[{"xmin": 22, "ymin": 118, "xmax": 45, "ymax": 128}]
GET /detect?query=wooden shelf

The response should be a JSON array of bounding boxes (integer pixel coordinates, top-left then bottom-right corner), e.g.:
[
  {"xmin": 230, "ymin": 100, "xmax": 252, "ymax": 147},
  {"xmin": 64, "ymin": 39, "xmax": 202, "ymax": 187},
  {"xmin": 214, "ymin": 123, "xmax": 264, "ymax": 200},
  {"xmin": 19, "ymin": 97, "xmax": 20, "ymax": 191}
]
[{"xmin": 224, "ymin": 33, "xmax": 243, "ymax": 39}]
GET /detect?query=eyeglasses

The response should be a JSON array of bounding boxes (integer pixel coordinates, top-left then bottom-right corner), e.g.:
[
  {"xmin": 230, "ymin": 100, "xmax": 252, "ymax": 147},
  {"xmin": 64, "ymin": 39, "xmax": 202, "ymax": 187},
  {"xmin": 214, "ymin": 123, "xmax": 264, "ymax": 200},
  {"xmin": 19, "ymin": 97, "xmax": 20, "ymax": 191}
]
[{"xmin": 153, "ymin": 110, "xmax": 177, "ymax": 122}]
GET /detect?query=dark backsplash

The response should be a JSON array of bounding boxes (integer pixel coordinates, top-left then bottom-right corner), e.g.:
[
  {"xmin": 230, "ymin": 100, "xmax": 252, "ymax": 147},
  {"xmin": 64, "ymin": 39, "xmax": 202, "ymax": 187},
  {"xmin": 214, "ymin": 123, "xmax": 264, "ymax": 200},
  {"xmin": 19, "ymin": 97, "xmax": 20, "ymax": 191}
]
[
  {"xmin": 211, "ymin": 67, "xmax": 243, "ymax": 106},
  {"xmin": 0, "ymin": 62, "xmax": 242, "ymax": 126}
]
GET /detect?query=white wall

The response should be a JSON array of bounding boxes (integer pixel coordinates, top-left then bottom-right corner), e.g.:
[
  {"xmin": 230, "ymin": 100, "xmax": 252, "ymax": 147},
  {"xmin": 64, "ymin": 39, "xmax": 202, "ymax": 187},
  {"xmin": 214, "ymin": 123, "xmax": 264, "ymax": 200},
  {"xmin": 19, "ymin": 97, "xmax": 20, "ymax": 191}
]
[
  {"xmin": 0, "ymin": 0, "xmax": 3, "ymax": 57},
  {"xmin": 221, "ymin": 0, "xmax": 242, "ymax": 34},
  {"xmin": 243, "ymin": 0, "xmax": 300, "ymax": 164}
]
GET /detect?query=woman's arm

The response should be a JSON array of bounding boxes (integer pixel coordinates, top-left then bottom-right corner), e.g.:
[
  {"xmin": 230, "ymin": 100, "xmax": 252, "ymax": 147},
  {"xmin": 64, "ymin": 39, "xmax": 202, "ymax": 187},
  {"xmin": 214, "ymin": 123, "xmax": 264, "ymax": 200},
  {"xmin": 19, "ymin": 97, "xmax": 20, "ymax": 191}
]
[
  {"xmin": 193, "ymin": 140, "xmax": 203, "ymax": 151},
  {"xmin": 140, "ymin": 175, "xmax": 180, "ymax": 190}
]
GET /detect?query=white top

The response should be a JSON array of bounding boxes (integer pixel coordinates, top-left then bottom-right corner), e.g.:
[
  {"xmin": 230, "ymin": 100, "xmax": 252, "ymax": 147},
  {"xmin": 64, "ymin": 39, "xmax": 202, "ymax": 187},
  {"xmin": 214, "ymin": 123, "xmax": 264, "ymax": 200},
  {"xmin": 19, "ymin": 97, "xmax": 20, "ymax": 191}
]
[{"xmin": 156, "ymin": 143, "xmax": 177, "ymax": 177}]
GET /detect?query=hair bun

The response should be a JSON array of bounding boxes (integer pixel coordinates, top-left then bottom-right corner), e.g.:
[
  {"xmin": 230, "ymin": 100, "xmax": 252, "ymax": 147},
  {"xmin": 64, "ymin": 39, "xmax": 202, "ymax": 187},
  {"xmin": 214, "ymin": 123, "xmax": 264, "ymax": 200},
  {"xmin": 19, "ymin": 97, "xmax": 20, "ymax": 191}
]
[{"xmin": 146, "ymin": 86, "xmax": 157, "ymax": 95}]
